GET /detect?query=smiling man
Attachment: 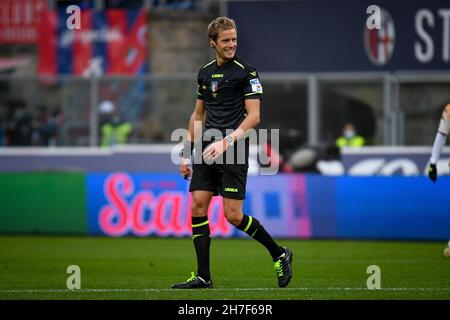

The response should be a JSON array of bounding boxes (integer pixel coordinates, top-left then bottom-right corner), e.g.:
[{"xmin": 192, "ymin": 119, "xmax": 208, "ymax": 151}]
[{"xmin": 172, "ymin": 17, "xmax": 293, "ymax": 289}]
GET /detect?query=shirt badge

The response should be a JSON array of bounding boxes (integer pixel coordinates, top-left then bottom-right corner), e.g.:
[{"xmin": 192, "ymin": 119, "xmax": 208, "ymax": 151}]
[
  {"xmin": 250, "ymin": 78, "xmax": 263, "ymax": 93},
  {"xmin": 211, "ymin": 81, "xmax": 218, "ymax": 97},
  {"xmin": 211, "ymin": 81, "xmax": 218, "ymax": 92}
]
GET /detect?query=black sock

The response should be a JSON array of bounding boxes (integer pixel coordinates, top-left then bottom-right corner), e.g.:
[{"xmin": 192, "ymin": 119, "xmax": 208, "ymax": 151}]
[
  {"xmin": 192, "ymin": 216, "xmax": 211, "ymax": 281},
  {"xmin": 237, "ymin": 214, "xmax": 284, "ymax": 260}
]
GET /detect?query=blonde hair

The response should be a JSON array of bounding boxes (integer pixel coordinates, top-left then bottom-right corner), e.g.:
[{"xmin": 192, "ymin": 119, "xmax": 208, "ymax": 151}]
[{"xmin": 207, "ymin": 17, "xmax": 237, "ymax": 42}]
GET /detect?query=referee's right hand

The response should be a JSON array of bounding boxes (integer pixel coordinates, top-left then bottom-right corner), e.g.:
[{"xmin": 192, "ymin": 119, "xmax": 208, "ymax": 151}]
[{"xmin": 180, "ymin": 158, "xmax": 192, "ymax": 180}]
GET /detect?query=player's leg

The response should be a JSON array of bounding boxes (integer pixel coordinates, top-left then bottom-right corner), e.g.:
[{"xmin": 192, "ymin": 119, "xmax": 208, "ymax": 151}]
[
  {"xmin": 172, "ymin": 190, "xmax": 213, "ymax": 289},
  {"xmin": 222, "ymin": 197, "xmax": 283, "ymax": 257},
  {"xmin": 191, "ymin": 190, "xmax": 214, "ymax": 282},
  {"xmin": 173, "ymin": 157, "xmax": 219, "ymax": 289},
  {"xmin": 222, "ymin": 195, "xmax": 293, "ymax": 288}
]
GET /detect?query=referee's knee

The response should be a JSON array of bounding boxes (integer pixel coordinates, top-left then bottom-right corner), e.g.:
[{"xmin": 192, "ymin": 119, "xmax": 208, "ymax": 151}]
[
  {"xmin": 223, "ymin": 207, "xmax": 243, "ymax": 226},
  {"xmin": 191, "ymin": 198, "xmax": 209, "ymax": 216}
]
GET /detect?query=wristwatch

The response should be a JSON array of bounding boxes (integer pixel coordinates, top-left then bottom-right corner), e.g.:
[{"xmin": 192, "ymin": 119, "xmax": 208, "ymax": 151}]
[{"xmin": 225, "ymin": 135, "xmax": 234, "ymax": 147}]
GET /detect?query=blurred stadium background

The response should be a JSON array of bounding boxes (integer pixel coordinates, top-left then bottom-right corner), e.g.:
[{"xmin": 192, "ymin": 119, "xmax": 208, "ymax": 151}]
[{"xmin": 0, "ymin": 0, "xmax": 449, "ymax": 299}]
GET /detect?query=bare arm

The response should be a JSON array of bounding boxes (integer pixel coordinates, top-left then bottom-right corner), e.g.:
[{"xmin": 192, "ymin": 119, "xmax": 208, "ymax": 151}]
[
  {"xmin": 227, "ymin": 99, "xmax": 260, "ymax": 143},
  {"xmin": 187, "ymin": 99, "xmax": 206, "ymax": 144},
  {"xmin": 202, "ymin": 99, "xmax": 260, "ymax": 161},
  {"xmin": 181, "ymin": 99, "xmax": 205, "ymax": 179}
]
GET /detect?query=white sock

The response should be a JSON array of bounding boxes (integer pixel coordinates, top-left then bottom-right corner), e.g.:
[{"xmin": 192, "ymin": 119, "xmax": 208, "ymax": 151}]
[{"xmin": 430, "ymin": 132, "xmax": 447, "ymax": 164}]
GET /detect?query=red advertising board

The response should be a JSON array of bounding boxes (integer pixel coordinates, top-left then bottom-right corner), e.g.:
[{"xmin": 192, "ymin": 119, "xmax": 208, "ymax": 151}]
[{"xmin": 0, "ymin": 0, "xmax": 47, "ymax": 44}]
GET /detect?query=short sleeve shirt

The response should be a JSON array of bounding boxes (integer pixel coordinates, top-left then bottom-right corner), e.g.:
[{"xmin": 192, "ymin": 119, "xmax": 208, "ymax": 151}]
[{"xmin": 196, "ymin": 55, "xmax": 263, "ymax": 132}]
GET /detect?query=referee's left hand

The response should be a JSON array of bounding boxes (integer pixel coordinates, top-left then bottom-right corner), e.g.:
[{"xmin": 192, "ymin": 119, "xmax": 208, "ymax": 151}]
[{"xmin": 203, "ymin": 139, "xmax": 228, "ymax": 161}]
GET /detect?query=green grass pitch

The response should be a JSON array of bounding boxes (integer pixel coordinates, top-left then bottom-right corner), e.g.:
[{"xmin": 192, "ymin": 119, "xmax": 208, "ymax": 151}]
[{"xmin": 0, "ymin": 236, "xmax": 449, "ymax": 300}]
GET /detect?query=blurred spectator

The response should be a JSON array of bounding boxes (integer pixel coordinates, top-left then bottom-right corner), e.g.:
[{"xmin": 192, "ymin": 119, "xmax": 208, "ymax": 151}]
[
  {"xmin": 99, "ymin": 100, "xmax": 132, "ymax": 148},
  {"xmin": 0, "ymin": 105, "xmax": 5, "ymax": 146},
  {"xmin": 99, "ymin": 100, "xmax": 116, "ymax": 127},
  {"xmin": 0, "ymin": 121, "xmax": 4, "ymax": 146},
  {"xmin": 43, "ymin": 108, "xmax": 64, "ymax": 146},
  {"xmin": 30, "ymin": 106, "xmax": 47, "ymax": 146},
  {"xmin": 6, "ymin": 100, "xmax": 32, "ymax": 146},
  {"xmin": 30, "ymin": 106, "xmax": 64, "ymax": 146},
  {"xmin": 335, "ymin": 123, "xmax": 365, "ymax": 148}
]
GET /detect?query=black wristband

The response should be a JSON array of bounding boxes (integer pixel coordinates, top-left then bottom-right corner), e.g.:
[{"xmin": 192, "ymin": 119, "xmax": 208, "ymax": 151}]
[{"xmin": 180, "ymin": 141, "xmax": 195, "ymax": 159}]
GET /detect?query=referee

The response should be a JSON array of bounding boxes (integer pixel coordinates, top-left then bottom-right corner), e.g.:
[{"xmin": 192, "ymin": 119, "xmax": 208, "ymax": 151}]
[{"xmin": 172, "ymin": 17, "xmax": 293, "ymax": 289}]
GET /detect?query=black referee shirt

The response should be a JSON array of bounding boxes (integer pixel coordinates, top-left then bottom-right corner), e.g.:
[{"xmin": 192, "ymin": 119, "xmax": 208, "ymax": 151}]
[{"xmin": 196, "ymin": 55, "xmax": 263, "ymax": 132}]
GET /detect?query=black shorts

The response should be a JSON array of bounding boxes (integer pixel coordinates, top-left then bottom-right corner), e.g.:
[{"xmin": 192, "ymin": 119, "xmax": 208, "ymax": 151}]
[{"xmin": 189, "ymin": 138, "xmax": 249, "ymax": 200}]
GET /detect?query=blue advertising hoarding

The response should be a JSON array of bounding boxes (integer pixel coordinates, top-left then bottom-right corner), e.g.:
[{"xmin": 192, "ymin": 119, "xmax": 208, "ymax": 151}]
[{"xmin": 86, "ymin": 172, "xmax": 450, "ymax": 240}]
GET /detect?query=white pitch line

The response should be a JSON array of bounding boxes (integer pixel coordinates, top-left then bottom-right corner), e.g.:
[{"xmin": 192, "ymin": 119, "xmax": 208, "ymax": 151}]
[{"xmin": 1, "ymin": 287, "xmax": 450, "ymax": 293}]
